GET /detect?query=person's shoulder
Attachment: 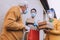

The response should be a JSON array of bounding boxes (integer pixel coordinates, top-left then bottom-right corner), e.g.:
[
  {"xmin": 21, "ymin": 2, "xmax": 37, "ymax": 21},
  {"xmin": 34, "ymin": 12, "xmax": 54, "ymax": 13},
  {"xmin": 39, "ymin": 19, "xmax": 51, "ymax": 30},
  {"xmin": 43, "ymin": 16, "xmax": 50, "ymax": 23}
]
[
  {"xmin": 53, "ymin": 18, "xmax": 58, "ymax": 22},
  {"xmin": 9, "ymin": 6, "xmax": 20, "ymax": 11},
  {"xmin": 53, "ymin": 18, "xmax": 58, "ymax": 24},
  {"xmin": 27, "ymin": 18, "xmax": 34, "ymax": 21},
  {"xmin": 11, "ymin": 6, "xmax": 19, "ymax": 9},
  {"xmin": 27, "ymin": 18, "xmax": 31, "ymax": 20}
]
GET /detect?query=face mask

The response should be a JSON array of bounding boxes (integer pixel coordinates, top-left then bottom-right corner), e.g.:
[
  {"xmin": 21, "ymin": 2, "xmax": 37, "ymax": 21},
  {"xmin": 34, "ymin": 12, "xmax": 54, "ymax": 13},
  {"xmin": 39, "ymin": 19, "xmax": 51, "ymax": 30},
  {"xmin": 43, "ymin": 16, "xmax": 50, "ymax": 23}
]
[
  {"xmin": 47, "ymin": 9, "xmax": 55, "ymax": 19},
  {"xmin": 24, "ymin": 9, "xmax": 28, "ymax": 14},
  {"xmin": 31, "ymin": 13, "xmax": 36, "ymax": 18},
  {"xmin": 48, "ymin": 13, "xmax": 54, "ymax": 19},
  {"xmin": 21, "ymin": 7, "xmax": 28, "ymax": 14}
]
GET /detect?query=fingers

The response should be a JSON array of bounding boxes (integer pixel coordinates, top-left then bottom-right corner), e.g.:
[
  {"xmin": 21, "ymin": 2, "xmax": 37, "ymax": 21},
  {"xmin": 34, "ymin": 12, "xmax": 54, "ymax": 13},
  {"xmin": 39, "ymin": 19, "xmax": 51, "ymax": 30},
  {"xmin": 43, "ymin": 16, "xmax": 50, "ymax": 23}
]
[
  {"xmin": 38, "ymin": 21, "xmax": 47, "ymax": 26},
  {"xmin": 38, "ymin": 25, "xmax": 47, "ymax": 30},
  {"xmin": 38, "ymin": 21, "xmax": 47, "ymax": 30}
]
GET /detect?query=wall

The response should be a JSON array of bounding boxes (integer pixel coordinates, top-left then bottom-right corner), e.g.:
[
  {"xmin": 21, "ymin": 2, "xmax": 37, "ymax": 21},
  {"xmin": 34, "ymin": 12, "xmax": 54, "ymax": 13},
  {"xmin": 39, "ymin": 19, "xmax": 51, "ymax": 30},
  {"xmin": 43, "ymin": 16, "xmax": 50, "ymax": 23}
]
[
  {"xmin": 0, "ymin": 0, "xmax": 44, "ymax": 40},
  {"xmin": 47, "ymin": 0, "xmax": 60, "ymax": 19}
]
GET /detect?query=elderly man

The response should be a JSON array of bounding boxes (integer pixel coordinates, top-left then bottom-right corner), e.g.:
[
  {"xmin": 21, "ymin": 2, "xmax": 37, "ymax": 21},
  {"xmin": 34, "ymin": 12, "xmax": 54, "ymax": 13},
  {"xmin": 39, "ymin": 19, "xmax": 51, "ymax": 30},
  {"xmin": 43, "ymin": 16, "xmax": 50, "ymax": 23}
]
[{"xmin": 0, "ymin": 1, "xmax": 28, "ymax": 40}]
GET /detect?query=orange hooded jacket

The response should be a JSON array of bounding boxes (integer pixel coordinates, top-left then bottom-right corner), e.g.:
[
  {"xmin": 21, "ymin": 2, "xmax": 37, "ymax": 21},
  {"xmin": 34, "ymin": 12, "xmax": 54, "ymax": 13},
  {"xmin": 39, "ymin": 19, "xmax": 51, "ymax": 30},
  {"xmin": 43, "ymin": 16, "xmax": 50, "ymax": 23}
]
[{"xmin": 0, "ymin": 6, "xmax": 25, "ymax": 40}]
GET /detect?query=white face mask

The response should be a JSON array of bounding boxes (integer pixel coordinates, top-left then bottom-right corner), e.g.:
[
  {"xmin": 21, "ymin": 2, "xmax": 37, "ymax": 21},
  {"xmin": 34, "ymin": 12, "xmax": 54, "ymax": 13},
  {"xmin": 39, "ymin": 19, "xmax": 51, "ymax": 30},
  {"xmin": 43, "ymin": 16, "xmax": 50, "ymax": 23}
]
[
  {"xmin": 20, "ymin": 8, "xmax": 28, "ymax": 14},
  {"xmin": 24, "ymin": 9, "xmax": 28, "ymax": 14},
  {"xmin": 31, "ymin": 13, "xmax": 36, "ymax": 18},
  {"xmin": 48, "ymin": 12, "xmax": 54, "ymax": 19}
]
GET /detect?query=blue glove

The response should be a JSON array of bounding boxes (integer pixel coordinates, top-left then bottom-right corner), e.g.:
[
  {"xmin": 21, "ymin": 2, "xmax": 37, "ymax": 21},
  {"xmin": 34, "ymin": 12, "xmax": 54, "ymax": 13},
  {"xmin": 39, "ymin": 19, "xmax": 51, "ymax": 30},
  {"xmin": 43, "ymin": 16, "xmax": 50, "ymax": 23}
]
[{"xmin": 34, "ymin": 22, "xmax": 38, "ymax": 27}]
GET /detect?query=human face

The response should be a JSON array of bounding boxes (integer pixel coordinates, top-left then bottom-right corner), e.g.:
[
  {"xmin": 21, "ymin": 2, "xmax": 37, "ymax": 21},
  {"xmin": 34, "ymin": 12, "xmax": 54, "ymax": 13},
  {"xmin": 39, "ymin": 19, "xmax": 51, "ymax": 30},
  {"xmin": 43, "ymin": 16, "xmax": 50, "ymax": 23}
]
[
  {"xmin": 31, "ymin": 10, "xmax": 36, "ymax": 13},
  {"xmin": 47, "ymin": 10, "xmax": 54, "ymax": 19},
  {"xmin": 22, "ymin": 6, "xmax": 27, "ymax": 12},
  {"xmin": 31, "ymin": 10, "xmax": 36, "ymax": 18},
  {"xmin": 21, "ymin": 5, "xmax": 28, "ymax": 14}
]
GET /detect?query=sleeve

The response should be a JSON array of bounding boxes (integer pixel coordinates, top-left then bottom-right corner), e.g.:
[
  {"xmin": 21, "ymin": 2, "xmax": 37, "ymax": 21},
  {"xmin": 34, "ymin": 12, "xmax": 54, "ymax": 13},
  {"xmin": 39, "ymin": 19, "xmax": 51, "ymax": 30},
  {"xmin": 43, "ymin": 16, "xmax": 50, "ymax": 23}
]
[
  {"xmin": 4, "ymin": 11, "xmax": 24, "ymax": 31},
  {"xmin": 45, "ymin": 19, "xmax": 60, "ymax": 35},
  {"xmin": 49, "ymin": 22, "xmax": 60, "ymax": 35}
]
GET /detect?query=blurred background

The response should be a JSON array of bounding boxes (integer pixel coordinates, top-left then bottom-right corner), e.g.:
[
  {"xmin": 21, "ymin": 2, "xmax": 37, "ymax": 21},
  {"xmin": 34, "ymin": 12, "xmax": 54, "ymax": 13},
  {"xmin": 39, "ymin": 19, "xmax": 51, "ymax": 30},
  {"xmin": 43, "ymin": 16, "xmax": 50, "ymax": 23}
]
[{"xmin": 0, "ymin": 0, "xmax": 60, "ymax": 40}]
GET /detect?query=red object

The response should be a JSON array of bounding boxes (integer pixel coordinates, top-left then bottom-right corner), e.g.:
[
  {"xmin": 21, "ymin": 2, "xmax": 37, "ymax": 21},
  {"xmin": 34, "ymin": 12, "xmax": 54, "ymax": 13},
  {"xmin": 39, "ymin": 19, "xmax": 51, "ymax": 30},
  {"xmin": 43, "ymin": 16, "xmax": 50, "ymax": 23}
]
[{"xmin": 28, "ymin": 30, "xmax": 39, "ymax": 40}]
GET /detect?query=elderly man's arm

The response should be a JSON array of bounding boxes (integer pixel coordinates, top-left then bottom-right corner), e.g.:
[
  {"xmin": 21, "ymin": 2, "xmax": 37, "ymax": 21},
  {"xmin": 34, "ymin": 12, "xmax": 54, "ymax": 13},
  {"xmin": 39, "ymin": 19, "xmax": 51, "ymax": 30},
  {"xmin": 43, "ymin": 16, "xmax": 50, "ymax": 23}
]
[{"xmin": 4, "ymin": 11, "xmax": 25, "ymax": 31}]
